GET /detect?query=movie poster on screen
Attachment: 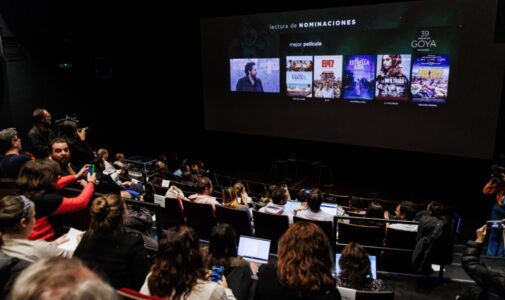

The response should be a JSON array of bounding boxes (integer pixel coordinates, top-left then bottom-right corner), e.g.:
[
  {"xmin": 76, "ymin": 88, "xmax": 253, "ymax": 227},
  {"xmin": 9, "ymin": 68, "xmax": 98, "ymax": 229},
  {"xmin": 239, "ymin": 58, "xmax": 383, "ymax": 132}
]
[
  {"xmin": 411, "ymin": 54, "xmax": 450, "ymax": 103},
  {"xmin": 342, "ymin": 55, "xmax": 375, "ymax": 101},
  {"xmin": 313, "ymin": 56, "xmax": 343, "ymax": 99},
  {"xmin": 375, "ymin": 54, "xmax": 411, "ymax": 101},
  {"xmin": 286, "ymin": 56, "xmax": 313, "ymax": 98}
]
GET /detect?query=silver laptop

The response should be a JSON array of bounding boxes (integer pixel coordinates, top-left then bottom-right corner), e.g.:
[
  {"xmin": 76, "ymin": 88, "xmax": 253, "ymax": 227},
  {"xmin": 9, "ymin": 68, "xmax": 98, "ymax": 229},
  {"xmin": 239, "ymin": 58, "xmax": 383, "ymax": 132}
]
[
  {"xmin": 237, "ymin": 236, "xmax": 271, "ymax": 264},
  {"xmin": 335, "ymin": 253, "xmax": 377, "ymax": 279},
  {"xmin": 320, "ymin": 203, "xmax": 338, "ymax": 216},
  {"xmin": 283, "ymin": 200, "xmax": 302, "ymax": 214}
]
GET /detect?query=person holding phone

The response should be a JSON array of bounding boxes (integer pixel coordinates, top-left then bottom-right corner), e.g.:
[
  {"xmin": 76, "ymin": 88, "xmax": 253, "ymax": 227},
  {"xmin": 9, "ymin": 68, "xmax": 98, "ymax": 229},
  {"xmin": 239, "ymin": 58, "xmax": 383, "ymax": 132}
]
[
  {"xmin": 16, "ymin": 159, "xmax": 97, "ymax": 241},
  {"xmin": 460, "ymin": 224, "xmax": 505, "ymax": 299},
  {"xmin": 483, "ymin": 170, "xmax": 505, "ymax": 256},
  {"xmin": 141, "ymin": 226, "xmax": 236, "ymax": 299}
]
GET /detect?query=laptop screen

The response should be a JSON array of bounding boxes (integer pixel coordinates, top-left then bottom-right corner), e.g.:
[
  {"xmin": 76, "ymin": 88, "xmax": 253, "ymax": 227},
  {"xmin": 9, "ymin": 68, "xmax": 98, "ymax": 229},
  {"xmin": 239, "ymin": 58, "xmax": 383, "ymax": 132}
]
[
  {"xmin": 320, "ymin": 203, "xmax": 338, "ymax": 216},
  {"xmin": 335, "ymin": 253, "xmax": 377, "ymax": 279},
  {"xmin": 238, "ymin": 236, "xmax": 271, "ymax": 263},
  {"xmin": 283, "ymin": 200, "xmax": 302, "ymax": 214}
]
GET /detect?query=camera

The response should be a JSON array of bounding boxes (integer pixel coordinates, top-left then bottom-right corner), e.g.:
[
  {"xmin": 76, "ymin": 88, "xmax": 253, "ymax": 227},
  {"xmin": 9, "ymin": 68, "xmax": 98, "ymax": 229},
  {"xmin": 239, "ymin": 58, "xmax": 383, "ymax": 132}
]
[
  {"xmin": 490, "ymin": 164, "xmax": 505, "ymax": 182},
  {"xmin": 55, "ymin": 114, "xmax": 80, "ymax": 125}
]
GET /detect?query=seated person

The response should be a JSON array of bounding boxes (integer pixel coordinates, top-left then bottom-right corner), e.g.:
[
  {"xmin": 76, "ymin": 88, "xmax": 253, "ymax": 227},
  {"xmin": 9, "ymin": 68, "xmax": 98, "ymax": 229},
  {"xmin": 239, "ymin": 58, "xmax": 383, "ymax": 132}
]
[
  {"xmin": 0, "ymin": 195, "xmax": 72, "ymax": 262},
  {"xmin": 73, "ymin": 194, "xmax": 149, "ymax": 290},
  {"xmin": 348, "ymin": 196, "xmax": 366, "ymax": 216},
  {"xmin": 336, "ymin": 242, "xmax": 385, "ymax": 291},
  {"xmin": 387, "ymin": 201, "xmax": 418, "ymax": 231},
  {"xmin": 17, "ymin": 160, "xmax": 96, "ymax": 241},
  {"xmin": 364, "ymin": 202, "xmax": 386, "ymax": 227},
  {"xmin": 207, "ymin": 224, "xmax": 253, "ymax": 300},
  {"xmin": 296, "ymin": 189, "xmax": 334, "ymax": 222},
  {"xmin": 258, "ymin": 187, "xmax": 293, "ymax": 223},
  {"xmin": 187, "ymin": 176, "xmax": 221, "ymax": 210},
  {"xmin": 141, "ymin": 226, "xmax": 235, "ymax": 299},
  {"xmin": 255, "ymin": 222, "xmax": 341, "ymax": 299},
  {"xmin": 10, "ymin": 257, "xmax": 116, "ymax": 299},
  {"xmin": 222, "ymin": 187, "xmax": 251, "ymax": 219},
  {"xmin": 234, "ymin": 182, "xmax": 252, "ymax": 205},
  {"xmin": 0, "ymin": 128, "xmax": 32, "ymax": 179}
]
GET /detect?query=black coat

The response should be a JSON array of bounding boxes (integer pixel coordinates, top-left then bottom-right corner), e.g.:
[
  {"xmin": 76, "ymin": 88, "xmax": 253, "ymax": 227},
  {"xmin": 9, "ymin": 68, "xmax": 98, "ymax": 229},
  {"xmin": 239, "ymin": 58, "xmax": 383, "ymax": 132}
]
[
  {"xmin": 73, "ymin": 231, "xmax": 149, "ymax": 291},
  {"xmin": 461, "ymin": 240, "xmax": 505, "ymax": 300},
  {"xmin": 0, "ymin": 252, "xmax": 30, "ymax": 300}
]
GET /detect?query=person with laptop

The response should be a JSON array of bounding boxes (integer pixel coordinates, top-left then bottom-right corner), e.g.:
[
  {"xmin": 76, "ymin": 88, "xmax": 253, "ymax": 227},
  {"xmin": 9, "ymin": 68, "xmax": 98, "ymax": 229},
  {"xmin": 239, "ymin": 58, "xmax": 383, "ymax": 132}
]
[
  {"xmin": 295, "ymin": 189, "xmax": 334, "ymax": 223},
  {"xmin": 208, "ymin": 224, "xmax": 253, "ymax": 300},
  {"xmin": 254, "ymin": 222, "xmax": 341, "ymax": 299},
  {"xmin": 336, "ymin": 242, "xmax": 385, "ymax": 291},
  {"xmin": 258, "ymin": 187, "xmax": 293, "ymax": 223}
]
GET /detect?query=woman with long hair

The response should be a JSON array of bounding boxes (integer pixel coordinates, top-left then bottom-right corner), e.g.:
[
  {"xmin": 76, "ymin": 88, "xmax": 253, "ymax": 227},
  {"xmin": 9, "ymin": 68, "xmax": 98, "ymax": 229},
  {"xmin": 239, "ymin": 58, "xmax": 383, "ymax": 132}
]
[
  {"xmin": 233, "ymin": 183, "xmax": 252, "ymax": 205},
  {"xmin": 208, "ymin": 224, "xmax": 252, "ymax": 300},
  {"xmin": 17, "ymin": 159, "xmax": 96, "ymax": 240},
  {"xmin": 222, "ymin": 187, "xmax": 251, "ymax": 220},
  {"xmin": 73, "ymin": 194, "xmax": 149, "ymax": 290},
  {"xmin": 141, "ymin": 225, "xmax": 236, "ymax": 299},
  {"xmin": 255, "ymin": 222, "xmax": 340, "ymax": 299},
  {"xmin": 337, "ymin": 242, "xmax": 384, "ymax": 291}
]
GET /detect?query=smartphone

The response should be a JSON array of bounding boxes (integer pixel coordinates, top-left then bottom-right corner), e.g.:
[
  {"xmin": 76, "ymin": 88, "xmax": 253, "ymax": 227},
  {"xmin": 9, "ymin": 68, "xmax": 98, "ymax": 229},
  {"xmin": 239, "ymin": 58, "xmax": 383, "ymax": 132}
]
[
  {"xmin": 210, "ymin": 265, "xmax": 224, "ymax": 282},
  {"xmin": 487, "ymin": 220, "xmax": 504, "ymax": 228},
  {"xmin": 88, "ymin": 164, "xmax": 95, "ymax": 175}
]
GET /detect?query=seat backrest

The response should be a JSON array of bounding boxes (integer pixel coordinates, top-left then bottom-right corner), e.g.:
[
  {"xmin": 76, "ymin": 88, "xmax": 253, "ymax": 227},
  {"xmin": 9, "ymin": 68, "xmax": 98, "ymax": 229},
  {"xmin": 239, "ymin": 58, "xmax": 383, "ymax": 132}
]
[
  {"xmin": 252, "ymin": 210, "xmax": 289, "ymax": 253},
  {"xmin": 385, "ymin": 227, "xmax": 417, "ymax": 249},
  {"xmin": 215, "ymin": 205, "xmax": 253, "ymax": 238},
  {"xmin": 356, "ymin": 290, "xmax": 394, "ymax": 300},
  {"xmin": 0, "ymin": 178, "xmax": 17, "ymax": 199},
  {"xmin": 338, "ymin": 222, "xmax": 385, "ymax": 246},
  {"xmin": 162, "ymin": 197, "xmax": 185, "ymax": 229},
  {"xmin": 293, "ymin": 216, "xmax": 334, "ymax": 252},
  {"xmin": 125, "ymin": 199, "xmax": 163, "ymax": 242},
  {"xmin": 182, "ymin": 200, "xmax": 216, "ymax": 240}
]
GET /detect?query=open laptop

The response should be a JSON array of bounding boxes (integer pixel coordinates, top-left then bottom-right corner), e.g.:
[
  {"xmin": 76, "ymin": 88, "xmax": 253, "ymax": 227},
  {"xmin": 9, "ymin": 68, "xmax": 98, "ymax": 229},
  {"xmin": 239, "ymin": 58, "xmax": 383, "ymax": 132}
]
[
  {"xmin": 283, "ymin": 200, "xmax": 302, "ymax": 214},
  {"xmin": 237, "ymin": 236, "xmax": 271, "ymax": 264},
  {"xmin": 320, "ymin": 202, "xmax": 338, "ymax": 216},
  {"xmin": 335, "ymin": 253, "xmax": 377, "ymax": 279}
]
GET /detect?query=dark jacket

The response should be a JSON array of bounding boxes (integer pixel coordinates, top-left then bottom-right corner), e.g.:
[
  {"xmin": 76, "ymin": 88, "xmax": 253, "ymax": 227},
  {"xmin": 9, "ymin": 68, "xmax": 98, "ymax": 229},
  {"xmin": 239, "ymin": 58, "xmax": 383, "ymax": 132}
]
[
  {"xmin": 0, "ymin": 252, "xmax": 30, "ymax": 300},
  {"xmin": 412, "ymin": 215, "xmax": 450, "ymax": 274},
  {"xmin": 27, "ymin": 125, "xmax": 55, "ymax": 159},
  {"xmin": 461, "ymin": 240, "xmax": 505, "ymax": 300},
  {"xmin": 254, "ymin": 263, "xmax": 341, "ymax": 300},
  {"xmin": 73, "ymin": 231, "xmax": 149, "ymax": 290}
]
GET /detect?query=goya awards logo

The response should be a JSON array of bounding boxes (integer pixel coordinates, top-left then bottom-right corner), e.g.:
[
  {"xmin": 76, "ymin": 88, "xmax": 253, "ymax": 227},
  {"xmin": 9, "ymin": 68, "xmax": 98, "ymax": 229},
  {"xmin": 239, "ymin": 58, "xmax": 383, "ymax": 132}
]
[{"xmin": 411, "ymin": 30, "xmax": 437, "ymax": 51}]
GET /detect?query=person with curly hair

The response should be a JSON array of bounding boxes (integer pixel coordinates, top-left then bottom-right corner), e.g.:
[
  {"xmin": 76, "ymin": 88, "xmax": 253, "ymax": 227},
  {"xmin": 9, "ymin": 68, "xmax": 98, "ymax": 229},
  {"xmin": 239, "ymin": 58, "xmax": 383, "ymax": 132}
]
[
  {"xmin": 336, "ymin": 242, "xmax": 385, "ymax": 291},
  {"xmin": 254, "ymin": 222, "xmax": 341, "ymax": 299},
  {"xmin": 141, "ymin": 225, "xmax": 236, "ymax": 299}
]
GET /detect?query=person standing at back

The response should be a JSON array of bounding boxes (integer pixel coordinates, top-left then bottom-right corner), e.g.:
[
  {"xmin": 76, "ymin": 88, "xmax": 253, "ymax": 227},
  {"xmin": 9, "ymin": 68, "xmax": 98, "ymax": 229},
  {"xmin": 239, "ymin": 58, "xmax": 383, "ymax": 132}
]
[{"xmin": 27, "ymin": 108, "xmax": 56, "ymax": 159}]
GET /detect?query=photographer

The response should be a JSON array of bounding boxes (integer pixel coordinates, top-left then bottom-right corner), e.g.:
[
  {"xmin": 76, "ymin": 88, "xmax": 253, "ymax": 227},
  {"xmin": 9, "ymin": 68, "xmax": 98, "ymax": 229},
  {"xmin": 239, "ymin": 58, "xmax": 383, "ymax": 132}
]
[
  {"xmin": 460, "ymin": 224, "xmax": 505, "ymax": 299},
  {"xmin": 483, "ymin": 166, "xmax": 505, "ymax": 256},
  {"xmin": 57, "ymin": 120, "xmax": 93, "ymax": 170}
]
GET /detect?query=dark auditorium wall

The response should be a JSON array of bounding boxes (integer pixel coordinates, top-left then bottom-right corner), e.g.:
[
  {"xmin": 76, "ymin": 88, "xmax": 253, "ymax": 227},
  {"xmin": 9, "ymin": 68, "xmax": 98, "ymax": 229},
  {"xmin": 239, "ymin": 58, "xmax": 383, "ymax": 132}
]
[{"xmin": 0, "ymin": 0, "xmax": 504, "ymax": 241}]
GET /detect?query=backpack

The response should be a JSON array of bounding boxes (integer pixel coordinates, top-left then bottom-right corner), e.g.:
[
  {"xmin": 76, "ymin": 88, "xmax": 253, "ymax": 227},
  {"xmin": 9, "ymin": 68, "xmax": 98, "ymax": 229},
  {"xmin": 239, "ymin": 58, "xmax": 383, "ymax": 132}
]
[{"xmin": 412, "ymin": 216, "xmax": 448, "ymax": 274}]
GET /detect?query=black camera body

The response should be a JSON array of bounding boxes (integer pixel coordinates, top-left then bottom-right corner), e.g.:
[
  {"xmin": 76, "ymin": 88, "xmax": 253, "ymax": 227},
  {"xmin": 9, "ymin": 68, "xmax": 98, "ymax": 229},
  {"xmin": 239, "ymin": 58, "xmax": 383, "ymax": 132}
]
[{"xmin": 490, "ymin": 164, "xmax": 505, "ymax": 182}]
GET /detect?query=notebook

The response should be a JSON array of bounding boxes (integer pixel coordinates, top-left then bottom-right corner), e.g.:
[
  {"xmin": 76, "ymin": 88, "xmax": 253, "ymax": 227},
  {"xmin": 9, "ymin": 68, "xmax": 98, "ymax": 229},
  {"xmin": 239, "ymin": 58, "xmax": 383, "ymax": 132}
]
[
  {"xmin": 335, "ymin": 253, "xmax": 377, "ymax": 279},
  {"xmin": 237, "ymin": 236, "xmax": 271, "ymax": 264}
]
